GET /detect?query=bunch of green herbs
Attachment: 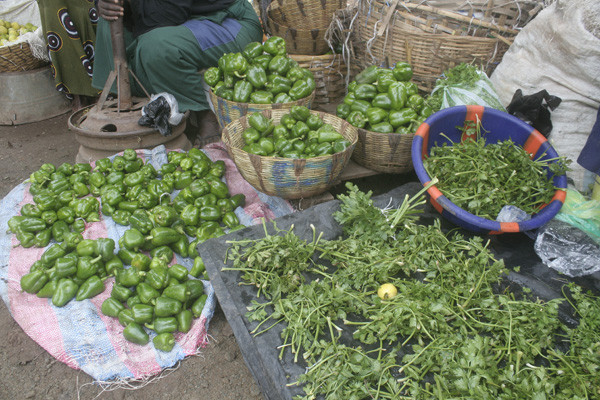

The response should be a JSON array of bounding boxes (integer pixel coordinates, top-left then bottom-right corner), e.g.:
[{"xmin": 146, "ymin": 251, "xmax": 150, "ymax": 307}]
[
  {"xmin": 224, "ymin": 183, "xmax": 599, "ymax": 399},
  {"xmin": 423, "ymin": 120, "xmax": 570, "ymax": 220}
]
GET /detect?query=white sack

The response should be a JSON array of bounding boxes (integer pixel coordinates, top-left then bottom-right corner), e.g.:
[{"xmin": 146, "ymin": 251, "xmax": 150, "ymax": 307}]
[{"xmin": 490, "ymin": 0, "xmax": 600, "ymax": 191}]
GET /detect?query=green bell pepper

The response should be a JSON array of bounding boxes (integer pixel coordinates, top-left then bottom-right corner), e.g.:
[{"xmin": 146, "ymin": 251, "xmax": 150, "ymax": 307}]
[
  {"xmin": 20, "ymin": 270, "xmax": 49, "ymax": 294},
  {"xmin": 131, "ymin": 253, "xmax": 151, "ymax": 272},
  {"xmin": 151, "ymin": 205, "xmax": 177, "ymax": 227},
  {"xmin": 102, "ymin": 298, "xmax": 126, "ymax": 318},
  {"xmin": 76, "ymin": 255, "xmax": 102, "ymax": 280},
  {"xmin": 203, "ymin": 67, "xmax": 221, "ymax": 87},
  {"xmin": 249, "ymin": 90, "xmax": 274, "ymax": 104},
  {"xmin": 389, "ymin": 108, "xmax": 418, "ymax": 128},
  {"xmin": 36, "ymin": 280, "xmax": 58, "ymax": 298},
  {"xmin": 366, "ymin": 107, "xmax": 388, "ymax": 126},
  {"xmin": 111, "ymin": 283, "xmax": 133, "ymax": 302},
  {"xmin": 150, "ymin": 246, "xmax": 174, "ymax": 263},
  {"xmin": 263, "ymin": 35, "xmax": 286, "ymax": 56},
  {"xmin": 33, "ymin": 229, "xmax": 52, "ymax": 248},
  {"xmin": 136, "ymin": 282, "xmax": 161, "ymax": 305},
  {"xmin": 233, "ymin": 79, "xmax": 252, "ymax": 103},
  {"xmin": 154, "ymin": 296, "xmax": 182, "ymax": 317},
  {"xmin": 392, "ymin": 62, "xmax": 413, "ymax": 82},
  {"xmin": 177, "ymin": 310, "xmax": 193, "ymax": 333},
  {"xmin": 245, "ymin": 65, "xmax": 267, "ymax": 89},
  {"xmin": 122, "ymin": 228, "xmax": 145, "ymax": 252},
  {"xmin": 149, "ymin": 317, "xmax": 178, "ymax": 334},
  {"xmin": 75, "ymin": 275, "xmax": 105, "ymax": 301},
  {"xmin": 369, "ymin": 122, "xmax": 394, "ymax": 133},
  {"xmin": 355, "ymin": 65, "xmax": 380, "ymax": 84},
  {"xmin": 354, "ymin": 83, "xmax": 378, "ymax": 101},
  {"xmin": 372, "ymin": 93, "xmax": 393, "ymax": 110},
  {"xmin": 146, "ymin": 266, "xmax": 169, "ymax": 290},
  {"xmin": 118, "ymin": 309, "xmax": 135, "ymax": 327},
  {"xmin": 242, "ymin": 41, "xmax": 263, "ymax": 60},
  {"xmin": 289, "ymin": 77, "xmax": 315, "ymax": 100},
  {"xmin": 191, "ymin": 294, "xmax": 208, "ymax": 318},
  {"xmin": 388, "ymin": 82, "xmax": 408, "ymax": 110},
  {"xmin": 163, "ymin": 283, "xmax": 190, "ymax": 303},
  {"xmin": 52, "ymin": 278, "xmax": 79, "ymax": 307},
  {"xmin": 347, "ymin": 111, "xmax": 367, "ymax": 129},
  {"xmin": 153, "ymin": 332, "xmax": 175, "ymax": 352},
  {"xmin": 117, "ymin": 267, "xmax": 144, "ymax": 288},
  {"xmin": 123, "ymin": 322, "xmax": 149, "ymax": 345},
  {"xmin": 132, "ymin": 303, "xmax": 155, "ymax": 324},
  {"xmin": 242, "ymin": 127, "xmax": 261, "ymax": 145},
  {"xmin": 376, "ymin": 70, "xmax": 397, "ymax": 94}
]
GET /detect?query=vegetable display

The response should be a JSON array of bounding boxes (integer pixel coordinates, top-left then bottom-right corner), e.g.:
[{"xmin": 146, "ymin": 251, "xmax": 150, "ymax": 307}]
[
  {"xmin": 9, "ymin": 148, "xmax": 239, "ymax": 349},
  {"xmin": 223, "ymin": 183, "xmax": 600, "ymax": 399},
  {"xmin": 336, "ymin": 62, "xmax": 438, "ymax": 134},
  {"xmin": 241, "ymin": 106, "xmax": 352, "ymax": 158},
  {"xmin": 203, "ymin": 36, "xmax": 316, "ymax": 104},
  {"xmin": 423, "ymin": 120, "xmax": 570, "ymax": 219}
]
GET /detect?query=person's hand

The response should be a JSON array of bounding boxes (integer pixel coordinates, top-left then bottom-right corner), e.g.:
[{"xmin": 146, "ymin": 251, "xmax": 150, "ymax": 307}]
[{"xmin": 98, "ymin": 0, "xmax": 124, "ymax": 21}]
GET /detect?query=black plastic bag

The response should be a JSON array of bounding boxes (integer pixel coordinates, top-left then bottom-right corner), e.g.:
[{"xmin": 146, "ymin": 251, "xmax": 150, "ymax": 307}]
[
  {"xmin": 506, "ymin": 89, "xmax": 562, "ymax": 137},
  {"xmin": 138, "ymin": 96, "xmax": 172, "ymax": 137}
]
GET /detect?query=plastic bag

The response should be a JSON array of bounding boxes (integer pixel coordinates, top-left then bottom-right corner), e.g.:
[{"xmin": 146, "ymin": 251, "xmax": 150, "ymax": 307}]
[
  {"xmin": 138, "ymin": 92, "xmax": 184, "ymax": 137},
  {"xmin": 553, "ymin": 189, "xmax": 600, "ymax": 245},
  {"xmin": 534, "ymin": 219, "xmax": 600, "ymax": 277},
  {"xmin": 431, "ymin": 68, "xmax": 506, "ymax": 111},
  {"xmin": 506, "ymin": 89, "xmax": 562, "ymax": 137}
]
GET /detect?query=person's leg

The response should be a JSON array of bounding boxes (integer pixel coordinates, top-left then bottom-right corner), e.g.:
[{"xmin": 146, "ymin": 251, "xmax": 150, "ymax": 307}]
[{"xmin": 130, "ymin": 0, "xmax": 262, "ymax": 112}]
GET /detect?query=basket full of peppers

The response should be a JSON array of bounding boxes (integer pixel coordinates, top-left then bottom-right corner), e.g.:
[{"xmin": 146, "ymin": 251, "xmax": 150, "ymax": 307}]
[
  {"xmin": 221, "ymin": 107, "xmax": 358, "ymax": 199},
  {"xmin": 335, "ymin": 62, "xmax": 439, "ymax": 174},
  {"xmin": 203, "ymin": 35, "xmax": 317, "ymax": 130}
]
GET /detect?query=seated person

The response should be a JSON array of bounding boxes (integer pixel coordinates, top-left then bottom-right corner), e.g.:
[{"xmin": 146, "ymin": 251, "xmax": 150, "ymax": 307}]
[{"xmin": 92, "ymin": 0, "xmax": 263, "ymax": 141}]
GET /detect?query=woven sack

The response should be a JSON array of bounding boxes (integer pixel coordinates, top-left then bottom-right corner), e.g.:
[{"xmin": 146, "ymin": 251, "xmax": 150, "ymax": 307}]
[
  {"xmin": 266, "ymin": 0, "xmax": 346, "ymax": 55},
  {"xmin": 0, "ymin": 42, "xmax": 48, "ymax": 72},
  {"xmin": 352, "ymin": 1, "xmax": 521, "ymax": 91},
  {"xmin": 222, "ymin": 109, "xmax": 358, "ymax": 199},
  {"xmin": 289, "ymin": 53, "xmax": 351, "ymax": 104},
  {"xmin": 208, "ymin": 88, "xmax": 315, "ymax": 130},
  {"xmin": 352, "ymin": 128, "xmax": 415, "ymax": 174}
]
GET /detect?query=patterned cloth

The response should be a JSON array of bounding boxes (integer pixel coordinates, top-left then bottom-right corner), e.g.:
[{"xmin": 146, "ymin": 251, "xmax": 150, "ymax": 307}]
[{"xmin": 38, "ymin": 0, "xmax": 100, "ymax": 97}]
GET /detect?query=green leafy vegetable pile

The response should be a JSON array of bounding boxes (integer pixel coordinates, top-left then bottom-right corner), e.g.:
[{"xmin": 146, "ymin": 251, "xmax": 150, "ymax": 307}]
[
  {"xmin": 423, "ymin": 120, "xmax": 570, "ymax": 220},
  {"xmin": 224, "ymin": 183, "xmax": 599, "ymax": 399}
]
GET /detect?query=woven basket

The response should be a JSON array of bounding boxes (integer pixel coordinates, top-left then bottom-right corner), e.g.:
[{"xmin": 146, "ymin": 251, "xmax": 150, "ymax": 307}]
[
  {"xmin": 352, "ymin": 128, "xmax": 415, "ymax": 174},
  {"xmin": 0, "ymin": 42, "xmax": 48, "ymax": 73},
  {"xmin": 208, "ymin": 88, "xmax": 315, "ymax": 130},
  {"xmin": 353, "ymin": 1, "xmax": 521, "ymax": 92},
  {"xmin": 289, "ymin": 53, "xmax": 350, "ymax": 105},
  {"xmin": 222, "ymin": 109, "xmax": 358, "ymax": 199},
  {"xmin": 266, "ymin": 0, "xmax": 346, "ymax": 55}
]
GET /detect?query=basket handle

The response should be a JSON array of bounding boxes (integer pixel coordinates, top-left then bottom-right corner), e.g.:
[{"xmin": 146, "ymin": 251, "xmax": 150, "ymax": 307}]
[{"xmin": 377, "ymin": 0, "xmax": 400, "ymax": 37}]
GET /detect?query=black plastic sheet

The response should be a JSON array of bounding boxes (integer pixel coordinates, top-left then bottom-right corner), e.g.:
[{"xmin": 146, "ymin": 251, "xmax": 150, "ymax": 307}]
[{"xmin": 200, "ymin": 183, "xmax": 600, "ymax": 399}]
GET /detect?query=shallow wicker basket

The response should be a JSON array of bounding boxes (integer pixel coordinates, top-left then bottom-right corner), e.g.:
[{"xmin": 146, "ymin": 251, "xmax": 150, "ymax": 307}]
[
  {"xmin": 353, "ymin": 1, "xmax": 521, "ymax": 91},
  {"xmin": 352, "ymin": 128, "xmax": 415, "ymax": 174},
  {"xmin": 222, "ymin": 109, "xmax": 358, "ymax": 199},
  {"xmin": 0, "ymin": 42, "xmax": 48, "ymax": 72},
  {"xmin": 289, "ymin": 53, "xmax": 350, "ymax": 105},
  {"xmin": 266, "ymin": 0, "xmax": 346, "ymax": 55},
  {"xmin": 208, "ymin": 88, "xmax": 315, "ymax": 130}
]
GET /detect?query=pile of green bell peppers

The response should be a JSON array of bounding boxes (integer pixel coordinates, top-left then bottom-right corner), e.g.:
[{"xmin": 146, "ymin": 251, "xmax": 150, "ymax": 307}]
[
  {"xmin": 19, "ymin": 237, "xmax": 120, "ymax": 306},
  {"xmin": 240, "ymin": 107, "xmax": 352, "ymax": 159},
  {"xmin": 336, "ymin": 63, "xmax": 439, "ymax": 134},
  {"xmin": 204, "ymin": 36, "xmax": 316, "ymax": 104},
  {"xmin": 101, "ymin": 254, "xmax": 209, "ymax": 351}
]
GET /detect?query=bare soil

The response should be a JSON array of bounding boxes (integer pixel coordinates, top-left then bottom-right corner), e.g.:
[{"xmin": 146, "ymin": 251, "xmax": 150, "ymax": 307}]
[{"xmin": 0, "ymin": 112, "xmax": 264, "ymax": 400}]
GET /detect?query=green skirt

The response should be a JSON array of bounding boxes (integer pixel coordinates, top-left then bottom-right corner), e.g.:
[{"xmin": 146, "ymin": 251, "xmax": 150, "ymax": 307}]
[
  {"xmin": 91, "ymin": 0, "xmax": 262, "ymax": 112},
  {"xmin": 38, "ymin": 0, "xmax": 99, "ymax": 97}
]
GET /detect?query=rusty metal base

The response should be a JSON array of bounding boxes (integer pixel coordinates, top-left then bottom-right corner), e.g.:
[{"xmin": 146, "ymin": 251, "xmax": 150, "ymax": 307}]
[{"xmin": 69, "ymin": 97, "xmax": 191, "ymax": 163}]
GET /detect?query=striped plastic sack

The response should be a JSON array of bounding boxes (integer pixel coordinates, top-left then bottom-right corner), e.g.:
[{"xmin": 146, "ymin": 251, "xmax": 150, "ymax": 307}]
[{"xmin": 0, "ymin": 145, "xmax": 293, "ymax": 382}]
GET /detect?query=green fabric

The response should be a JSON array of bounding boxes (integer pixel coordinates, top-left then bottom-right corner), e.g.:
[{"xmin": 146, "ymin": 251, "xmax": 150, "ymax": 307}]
[
  {"xmin": 91, "ymin": 0, "xmax": 262, "ymax": 112},
  {"xmin": 38, "ymin": 0, "xmax": 99, "ymax": 97}
]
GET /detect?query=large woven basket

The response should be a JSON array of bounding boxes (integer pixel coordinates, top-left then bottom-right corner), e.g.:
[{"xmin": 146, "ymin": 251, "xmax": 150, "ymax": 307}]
[
  {"xmin": 0, "ymin": 42, "xmax": 48, "ymax": 72},
  {"xmin": 352, "ymin": 1, "xmax": 523, "ymax": 92},
  {"xmin": 208, "ymin": 88, "xmax": 315, "ymax": 130},
  {"xmin": 289, "ymin": 53, "xmax": 351, "ymax": 105},
  {"xmin": 266, "ymin": 0, "xmax": 346, "ymax": 55},
  {"xmin": 222, "ymin": 109, "xmax": 358, "ymax": 199},
  {"xmin": 352, "ymin": 128, "xmax": 415, "ymax": 174}
]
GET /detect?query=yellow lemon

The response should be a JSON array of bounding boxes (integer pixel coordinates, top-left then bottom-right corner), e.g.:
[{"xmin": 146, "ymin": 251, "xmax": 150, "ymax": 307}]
[
  {"xmin": 11, "ymin": 22, "xmax": 20, "ymax": 30},
  {"xmin": 0, "ymin": 26, "xmax": 7, "ymax": 35},
  {"xmin": 377, "ymin": 283, "xmax": 398, "ymax": 300},
  {"xmin": 8, "ymin": 34, "xmax": 18, "ymax": 42}
]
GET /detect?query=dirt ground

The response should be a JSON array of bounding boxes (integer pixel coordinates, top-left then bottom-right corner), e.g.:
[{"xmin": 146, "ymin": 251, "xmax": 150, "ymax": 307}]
[{"xmin": 0, "ymin": 111, "xmax": 264, "ymax": 400}]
